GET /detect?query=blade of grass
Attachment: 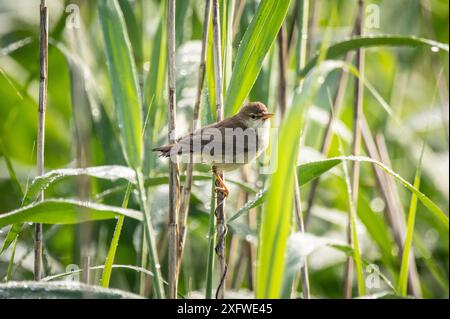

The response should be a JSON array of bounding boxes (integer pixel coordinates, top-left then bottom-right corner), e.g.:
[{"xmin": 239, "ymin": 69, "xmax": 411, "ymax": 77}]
[
  {"xmin": 398, "ymin": 142, "xmax": 425, "ymax": 296},
  {"xmin": 222, "ymin": 0, "xmax": 235, "ymax": 92},
  {"xmin": 98, "ymin": 0, "xmax": 143, "ymax": 170},
  {"xmin": 290, "ymin": 0, "xmax": 311, "ymax": 299},
  {"xmin": 340, "ymin": 145, "xmax": 365, "ymax": 297},
  {"xmin": 224, "ymin": 0, "xmax": 292, "ymax": 116},
  {"xmin": 100, "ymin": 183, "xmax": 132, "ymax": 288},
  {"xmin": 375, "ymin": 133, "xmax": 422, "ymax": 297},
  {"xmin": 5, "ymin": 237, "xmax": 18, "ymax": 281},
  {"xmin": 0, "ymin": 199, "xmax": 143, "ymax": 228},
  {"xmin": 231, "ymin": 156, "xmax": 448, "ymax": 229},
  {"xmin": 206, "ymin": 10, "xmax": 217, "ymax": 118},
  {"xmin": 98, "ymin": 0, "xmax": 164, "ymax": 298},
  {"xmin": 22, "ymin": 165, "xmax": 136, "ymax": 206},
  {"xmin": 134, "ymin": 169, "xmax": 165, "ymax": 298},
  {"xmin": 300, "ymin": 35, "xmax": 449, "ymax": 78},
  {"xmin": 143, "ymin": 0, "xmax": 167, "ymax": 174},
  {"xmin": 0, "ymin": 141, "xmax": 24, "ymax": 257},
  {"xmin": 257, "ymin": 62, "xmax": 340, "ymax": 298}
]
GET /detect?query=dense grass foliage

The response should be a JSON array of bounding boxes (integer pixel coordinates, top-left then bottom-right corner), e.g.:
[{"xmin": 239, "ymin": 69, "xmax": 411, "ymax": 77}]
[{"xmin": 0, "ymin": 0, "xmax": 448, "ymax": 299}]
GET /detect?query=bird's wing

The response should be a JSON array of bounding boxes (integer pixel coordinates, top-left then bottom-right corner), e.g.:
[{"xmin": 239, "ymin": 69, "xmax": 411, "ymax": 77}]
[{"xmin": 171, "ymin": 116, "xmax": 259, "ymax": 163}]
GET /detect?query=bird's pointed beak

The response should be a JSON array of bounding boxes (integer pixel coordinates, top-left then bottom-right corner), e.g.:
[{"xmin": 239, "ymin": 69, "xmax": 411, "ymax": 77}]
[{"xmin": 262, "ymin": 113, "xmax": 274, "ymax": 120}]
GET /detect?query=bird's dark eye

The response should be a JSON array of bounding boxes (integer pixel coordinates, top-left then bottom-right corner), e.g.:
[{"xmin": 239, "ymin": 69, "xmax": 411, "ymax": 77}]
[{"xmin": 250, "ymin": 114, "xmax": 257, "ymax": 120}]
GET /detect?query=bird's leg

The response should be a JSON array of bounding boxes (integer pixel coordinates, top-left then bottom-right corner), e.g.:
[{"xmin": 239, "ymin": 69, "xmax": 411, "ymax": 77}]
[{"xmin": 213, "ymin": 169, "xmax": 229, "ymax": 198}]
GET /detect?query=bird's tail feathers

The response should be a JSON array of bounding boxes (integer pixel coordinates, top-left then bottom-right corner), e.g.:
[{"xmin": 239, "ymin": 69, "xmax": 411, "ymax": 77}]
[{"xmin": 152, "ymin": 144, "xmax": 174, "ymax": 157}]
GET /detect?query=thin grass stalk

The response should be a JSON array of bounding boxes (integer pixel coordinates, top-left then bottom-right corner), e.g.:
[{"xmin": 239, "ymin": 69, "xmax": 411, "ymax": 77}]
[
  {"xmin": 35, "ymin": 0, "xmax": 48, "ymax": 281},
  {"xmin": 6, "ymin": 237, "xmax": 18, "ymax": 281},
  {"xmin": 212, "ymin": 0, "xmax": 227, "ymax": 299},
  {"xmin": 222, "ymin": 0, "xmax": 234, "ymax": 92},
  {"xmin": 375, "ymin": 134, "xmax": 422, "ymax": 297},
  {"xmin": 306, "ymin": 0, "xmax": 318, "ymax": 57},
  {"xmin": 344, "ymin": 0, "xmax": 364, "ymax": 298},
  {"xmin": 232, "ymin": 0, "xmax": 245, "ymax": 38},
  {"xmin": 295, "ymin": 0, "xmax": 309, "ymax": 77},
  {"xmin": 205, "ymin": 178, "xmax": 217, "ymax": 299},
  {"xmin": 135, "ymin": 169, "xmax": 165, "ymax": 298},
  {"xmin": 277, "ymin": 25, "xmax": 288, "ymax": 117},
  {"xmin": 290, "ymin": 0, "xmax": 311, "ymax": 299},
  {"xmin": 177, "ymin": 0, "xmax": 211, "ymax": 277},
  {"xmin": 286, "ymin": 0, "xmax": 299, "ymax": 55},
  {"xmin": 399, "ymin": 143, "xmax": 425, "ymax": 296},
  {"xmin": 167, "ymin": 0, "xmax": 180, "ymax": 299},
  {"xmin": 340, "ymin": 146, "xmax": 365, "ymax": 298},
  {"xmin": 139, "ymin": 232, "xmax": 148, "ymax": 295},
  {"xmin": 101, "ymin": 183, "xmax": 132, "ymax": 288}
]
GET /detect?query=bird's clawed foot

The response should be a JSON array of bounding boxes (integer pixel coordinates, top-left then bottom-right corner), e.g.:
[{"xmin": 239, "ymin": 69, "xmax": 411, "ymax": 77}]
[
  {"xmin": 213, "ymin": 170, "xmax": 229, "ymax": 198},
  {"xmin": 215, "ymin": 186, "xmax": 229, "ymax": 198}
]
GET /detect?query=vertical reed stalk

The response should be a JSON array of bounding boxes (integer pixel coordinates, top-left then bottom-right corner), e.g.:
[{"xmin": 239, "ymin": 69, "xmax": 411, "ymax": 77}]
[
  {"xmin": 344, "ymin": 0, "xmax": 364, "ymax": 299},
  {"xmin": 177, "ymin": 0, "xmax": 211, "ymax": 276},
  {"xmin": 167, "ymin": 0, "xmax": 180, "ymax": 299},
  {"xmin": 205, "ymin": 178, "xmax": 217, "ymax": 299},
  {"xmin": 212, "ymin": 0, "xmax": 227, "ymax": 299},
  {"xmin": 277, "ymin": 25, "xmax": 288, "ymax": 116},
  {"xmin": 35, "ymin": 0, "xmax": 48, "ymax": 281}
]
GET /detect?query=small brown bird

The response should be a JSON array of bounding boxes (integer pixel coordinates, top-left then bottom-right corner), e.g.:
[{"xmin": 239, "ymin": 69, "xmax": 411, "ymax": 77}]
[{"xmin": 153, "ymin": 102, "xmax": 274, "ymax": 197}]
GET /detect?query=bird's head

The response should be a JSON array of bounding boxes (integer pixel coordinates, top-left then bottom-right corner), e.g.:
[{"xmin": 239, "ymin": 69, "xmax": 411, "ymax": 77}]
[{"xmin": 238, "ymin": 102, "xmax": 274, "ymax": 128}]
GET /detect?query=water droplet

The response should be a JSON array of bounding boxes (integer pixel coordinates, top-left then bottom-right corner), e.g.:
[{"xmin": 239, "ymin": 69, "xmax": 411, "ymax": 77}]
[
  {"xmin": 431, "ymin": 46, "xmax": 439, "ymax": 53},
  {"xmin": 155, "ymin": 264, "xmax": 161, "ymax": 269},
  {"xmin": 370, "ymin": 197, "xmax": 385, "ymax": 213},
  {"xmin": 28, "ymin": 222, "xmax": 33, "ymax": 226},
  {"xmin": 425, "ymin": 229, "xmax": 439, "ymax": 244}
]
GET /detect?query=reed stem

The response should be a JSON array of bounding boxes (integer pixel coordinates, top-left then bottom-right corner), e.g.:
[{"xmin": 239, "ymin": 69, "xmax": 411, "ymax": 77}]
[
  {"xmin": 212, "ymin": 0, "xmax": 227, "ymax": 299},
  {"xmin": 177, "ymin": 0, "xmax": 211, "ymax": 277},
  {"xmin": 167, "ymin": 0, "xmax": 180, "ymax": 299},
  {"xmin": 35, "ymin": 0, "xmax": 48, "ymax": 281},
  {"xmin": 205, "ymin": 178, "xmax": 217, "ymax": 299}
]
